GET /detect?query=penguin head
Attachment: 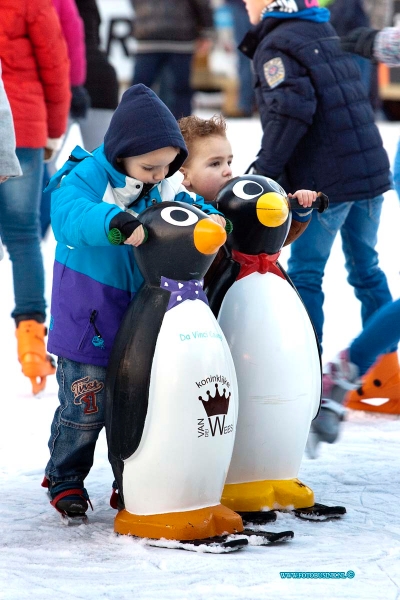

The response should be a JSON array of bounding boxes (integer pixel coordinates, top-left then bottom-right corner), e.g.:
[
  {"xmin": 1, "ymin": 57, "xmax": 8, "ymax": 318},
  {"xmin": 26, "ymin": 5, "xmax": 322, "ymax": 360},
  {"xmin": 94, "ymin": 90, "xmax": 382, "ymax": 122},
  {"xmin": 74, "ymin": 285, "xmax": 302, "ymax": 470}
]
[
  {"xmin": 133, "ymin": 202, "xmax": 227, "ymax": 284},
  {"xmin": 215, "ymin": 175, "xmax": 291, "ymax": 255}
]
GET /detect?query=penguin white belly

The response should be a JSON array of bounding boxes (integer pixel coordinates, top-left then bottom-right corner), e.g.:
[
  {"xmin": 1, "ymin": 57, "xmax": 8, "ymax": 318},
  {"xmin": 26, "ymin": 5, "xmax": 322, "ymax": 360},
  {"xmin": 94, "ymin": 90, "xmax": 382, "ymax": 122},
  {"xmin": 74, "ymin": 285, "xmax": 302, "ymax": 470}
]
[
  {"xmin": 123, "ymin": 299, "xmax": 238, "ymax": 515},
  {"xmin": 219, "ymin": 271, "xmax": 320, "ymax": 484}
]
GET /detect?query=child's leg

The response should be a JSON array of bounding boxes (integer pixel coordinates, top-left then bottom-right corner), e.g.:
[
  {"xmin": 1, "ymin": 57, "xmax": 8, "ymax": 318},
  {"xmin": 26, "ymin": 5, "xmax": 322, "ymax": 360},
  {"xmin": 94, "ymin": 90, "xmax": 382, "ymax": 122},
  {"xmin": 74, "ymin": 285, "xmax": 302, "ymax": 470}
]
[{"xmin": 44, "ymin": 358, "xmax": 106, "ymax": 513}]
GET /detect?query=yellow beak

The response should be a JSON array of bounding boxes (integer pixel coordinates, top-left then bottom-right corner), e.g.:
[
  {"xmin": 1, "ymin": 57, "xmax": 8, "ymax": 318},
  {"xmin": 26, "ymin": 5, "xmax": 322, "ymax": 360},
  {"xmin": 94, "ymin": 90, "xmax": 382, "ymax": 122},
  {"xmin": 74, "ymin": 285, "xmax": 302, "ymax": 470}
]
[{"xmin": 256, "ymin": 192, "xmax": 289, "ymax": 227}]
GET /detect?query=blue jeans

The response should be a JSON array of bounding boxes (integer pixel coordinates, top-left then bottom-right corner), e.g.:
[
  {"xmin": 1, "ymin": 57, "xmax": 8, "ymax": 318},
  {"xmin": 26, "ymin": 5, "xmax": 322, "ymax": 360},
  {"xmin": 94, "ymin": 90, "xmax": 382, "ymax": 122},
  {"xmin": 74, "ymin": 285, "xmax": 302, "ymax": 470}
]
[
  {"xmin": 287, "ymin": 197, "xmax": 392, "ymax": 350},
  {"xmin": 230, "ymin": 2, "xmax": 255, "ymax": 114},
  {"xmin": 45, "ymin": 358, "xmax": 106, "ymax": 485},
  {"xmin": 353, "ymin": 55, "xmax": 372, "ymax": 95},
  {"xmin": 133, "ymin": 53, "xmax": 193, "ymax": 119},
  {"xmin": 0, "ymin": 148, "xmax": 46, "ymax": 321},
  {"xmin": 350, "ymin": 298, "xmax": 400, "ymax": 375},
  {"xmin": 393, "ymin": 136, "xmax": 400, "ymax": 202}
]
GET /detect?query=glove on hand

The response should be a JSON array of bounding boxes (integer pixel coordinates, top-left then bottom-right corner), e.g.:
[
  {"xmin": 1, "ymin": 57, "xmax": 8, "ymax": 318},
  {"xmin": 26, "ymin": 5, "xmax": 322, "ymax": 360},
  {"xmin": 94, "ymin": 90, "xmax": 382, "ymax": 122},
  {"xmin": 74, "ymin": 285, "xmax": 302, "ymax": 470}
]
[
  {"xmin": 70, "ymin": 85, "xmax": 91, "ymax": 120},
  {"xmin": 109, "ymin": 212, "xmax": 142, "ymax": 242},
  {"xmin": 340, "ymin": 27, "xmax": 379, "ymax": 60}
]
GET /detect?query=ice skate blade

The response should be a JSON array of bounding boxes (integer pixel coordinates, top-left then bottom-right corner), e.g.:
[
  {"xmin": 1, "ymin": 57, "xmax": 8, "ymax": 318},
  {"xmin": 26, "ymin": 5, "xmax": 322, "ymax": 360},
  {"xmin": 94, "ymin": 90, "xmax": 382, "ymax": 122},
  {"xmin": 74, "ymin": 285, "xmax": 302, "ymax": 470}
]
[
  {"xmin": 60, "ymin": 513, "xmax": 88, "ymax": 526},
  {"xmin": 238, "ymin": 510, "xmax": 277, "ymax": 525},
  {"xmin": 135, "ymin": 534, "xmax": 248, "ymax": 553},
  {"xmin": 291, "ymin": 503, "xmax": 346, "ymax": 521},
  {"xmin": 237, "ymin": 528, "xmax": 294, "ymax": 545}
]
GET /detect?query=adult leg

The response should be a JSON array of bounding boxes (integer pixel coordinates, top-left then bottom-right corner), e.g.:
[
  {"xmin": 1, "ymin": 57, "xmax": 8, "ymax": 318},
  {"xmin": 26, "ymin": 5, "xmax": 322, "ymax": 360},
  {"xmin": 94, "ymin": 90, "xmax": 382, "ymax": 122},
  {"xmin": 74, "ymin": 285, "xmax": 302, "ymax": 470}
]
[
  {"xmin": 79, "ymin": 108, "xmax": 115, "ymax": 152},
  {"xmin": 230, "ymin": 2, "xmax": 255, "ymax": 115},
  {"xmin": 167, "ymin": 53, "xmax": 193, "ymax": 119},
  {"xmin": 340, "ymin": 196, "xmax": 392, "ymax": 328},
  {"xmin": 343, "ymin": 298, "xmax": 400, "ymax": 413},
  {"xmin": 0, "ymin": 148, "xmax": 46, "ymax": 321},
  {"xmin": 287, "ymin": 202, "xmax": 352, "ymax": 349},
  {"xmin": 393, "ymin": 136, "xmax": 400, "ymax": 202},
  {"xmin": 0, "ymin": 148, "xmax": 55, "ymax": 394},
  {"xmin": 349, "ymin": 299, "xmax": 400, "ymax": 376},
  {"xmin": 132, "ymin": 53, "xmax": 165, "ymax": 90}
]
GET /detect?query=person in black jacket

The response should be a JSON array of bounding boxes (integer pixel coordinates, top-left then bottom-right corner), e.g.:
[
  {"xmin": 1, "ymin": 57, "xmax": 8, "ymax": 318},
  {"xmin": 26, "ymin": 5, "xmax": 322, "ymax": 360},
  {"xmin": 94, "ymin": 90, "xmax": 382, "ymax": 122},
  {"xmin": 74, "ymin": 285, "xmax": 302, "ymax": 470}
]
[
  {"xmin": 241, "ymin": 0, "xmax": 393, "ymax": 452},
  {"xmin": 75, "ymin": 0, "xmax": 120, "ymax": 151},
  {"xmin": 326, "ymin": 0, "xmax": 372, "ymax": 93},
  {"xmin": 130, "ymin": 0, "xmax": 214, "ymax": 119}
]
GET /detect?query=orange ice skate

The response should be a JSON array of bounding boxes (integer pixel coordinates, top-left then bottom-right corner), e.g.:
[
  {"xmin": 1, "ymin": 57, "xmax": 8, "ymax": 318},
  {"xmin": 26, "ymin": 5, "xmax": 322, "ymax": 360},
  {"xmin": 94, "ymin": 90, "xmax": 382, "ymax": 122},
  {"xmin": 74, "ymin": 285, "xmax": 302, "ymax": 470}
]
[
  {"xmin": 345, "ymin": 352, "xmax": 400, "ymax": 414},
  {"xmin": 16, "ymin": 320, "xmax": 56, "ymax": 395}
]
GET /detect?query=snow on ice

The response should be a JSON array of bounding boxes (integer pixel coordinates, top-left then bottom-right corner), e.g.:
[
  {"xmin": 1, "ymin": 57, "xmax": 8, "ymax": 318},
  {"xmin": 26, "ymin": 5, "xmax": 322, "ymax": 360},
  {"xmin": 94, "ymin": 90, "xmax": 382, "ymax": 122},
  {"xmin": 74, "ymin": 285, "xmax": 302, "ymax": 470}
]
[{"xmin": 0, "ymin": 118, "xmax": 399, "ymax": 600}]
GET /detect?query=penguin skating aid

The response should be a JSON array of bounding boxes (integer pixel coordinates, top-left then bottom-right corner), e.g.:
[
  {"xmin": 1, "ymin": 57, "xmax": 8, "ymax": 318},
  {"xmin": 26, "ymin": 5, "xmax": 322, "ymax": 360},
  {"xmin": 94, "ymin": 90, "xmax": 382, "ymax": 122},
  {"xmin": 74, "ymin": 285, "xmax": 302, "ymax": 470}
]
[
  {"xmin": 206, "ymin": 176, "xmax": 346, "ymax": 523},
  {"xmin": 105, "ymin": 201, "xmax": 294, "ymax": 551}
]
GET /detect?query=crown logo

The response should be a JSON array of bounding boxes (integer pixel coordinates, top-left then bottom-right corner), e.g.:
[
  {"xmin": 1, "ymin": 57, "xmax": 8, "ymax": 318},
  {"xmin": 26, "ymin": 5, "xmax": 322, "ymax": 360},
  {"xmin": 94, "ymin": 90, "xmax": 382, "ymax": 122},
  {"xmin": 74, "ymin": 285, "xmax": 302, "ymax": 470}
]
[{"xmin": 199, "ymin": 384, "xmax": 231, "ymax": 417}]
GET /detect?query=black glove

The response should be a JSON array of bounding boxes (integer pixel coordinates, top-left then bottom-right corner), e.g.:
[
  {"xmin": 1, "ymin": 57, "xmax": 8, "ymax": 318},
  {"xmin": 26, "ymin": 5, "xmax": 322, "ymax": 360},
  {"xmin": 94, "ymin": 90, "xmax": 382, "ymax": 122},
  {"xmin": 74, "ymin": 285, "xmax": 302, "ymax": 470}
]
[
  {"xmin": 340, "ymin": 27, "xmax": 379, "ymax": 60},
  {"xmin": 109, "ymin": 212, "xmax": 142, "ymax": 242},
  {"xmin": 70, "ymin": 86, "xmax": 91, "ymax": 120}
]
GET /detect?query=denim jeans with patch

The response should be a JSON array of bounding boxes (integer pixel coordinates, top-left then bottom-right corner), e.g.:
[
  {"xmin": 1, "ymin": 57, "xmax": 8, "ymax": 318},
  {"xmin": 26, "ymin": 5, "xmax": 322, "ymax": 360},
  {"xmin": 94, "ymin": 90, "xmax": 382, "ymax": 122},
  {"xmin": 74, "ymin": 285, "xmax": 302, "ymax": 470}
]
[
  {"xmin": 45, "ymin": 358, "xmax": 106, "ymax": 486},
  {"xmin": 287, "ymin": 197, "xmax": 393, "ymax": 351}
]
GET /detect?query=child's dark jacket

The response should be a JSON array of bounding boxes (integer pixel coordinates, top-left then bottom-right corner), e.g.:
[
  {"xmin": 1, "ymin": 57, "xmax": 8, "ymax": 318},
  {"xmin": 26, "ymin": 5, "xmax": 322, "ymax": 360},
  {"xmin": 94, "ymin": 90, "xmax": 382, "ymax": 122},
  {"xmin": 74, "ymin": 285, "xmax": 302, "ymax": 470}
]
[{"xmin": 240, "ymin": 17, "xmax": 391, "ymax": 203}]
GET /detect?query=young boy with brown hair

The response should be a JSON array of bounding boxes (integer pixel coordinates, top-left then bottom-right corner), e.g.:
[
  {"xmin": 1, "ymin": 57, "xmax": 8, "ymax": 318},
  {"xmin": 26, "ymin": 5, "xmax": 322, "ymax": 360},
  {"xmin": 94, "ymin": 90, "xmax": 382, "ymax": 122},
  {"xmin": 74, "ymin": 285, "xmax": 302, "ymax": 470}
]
[{"xmin": 178, "ymin": 114, "xmax": 317, "ymax": 244}]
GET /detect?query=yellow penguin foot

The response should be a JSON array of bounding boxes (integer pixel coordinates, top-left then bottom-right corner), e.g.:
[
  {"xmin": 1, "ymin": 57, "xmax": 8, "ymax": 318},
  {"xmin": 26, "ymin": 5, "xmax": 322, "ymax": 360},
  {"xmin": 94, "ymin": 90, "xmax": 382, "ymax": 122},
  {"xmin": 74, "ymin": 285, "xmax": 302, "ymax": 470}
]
[
  {"xmin": 222, "ymin": 478, "xmax": 315, "ymax": 512},
  {"xmin": 114, "ymin": 503, "xmax": 244, "ymax": 541}
]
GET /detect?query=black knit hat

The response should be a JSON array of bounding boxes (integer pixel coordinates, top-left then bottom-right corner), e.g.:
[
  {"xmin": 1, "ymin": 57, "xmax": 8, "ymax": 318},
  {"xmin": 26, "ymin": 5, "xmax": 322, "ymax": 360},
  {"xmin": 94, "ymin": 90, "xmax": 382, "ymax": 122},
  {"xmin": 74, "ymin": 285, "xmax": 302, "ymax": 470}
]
[{"xmin": 104, "ymin": 84, "xmax": 188, "ymax": 176}]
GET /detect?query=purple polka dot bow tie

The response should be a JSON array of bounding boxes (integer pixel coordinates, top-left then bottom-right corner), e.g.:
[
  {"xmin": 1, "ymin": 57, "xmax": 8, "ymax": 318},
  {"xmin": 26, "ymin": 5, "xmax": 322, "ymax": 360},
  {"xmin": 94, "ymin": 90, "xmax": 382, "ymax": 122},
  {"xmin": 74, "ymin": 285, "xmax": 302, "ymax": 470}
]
[{"xmin": 160, "ymin": 276, "xmax": 209, "ymax": 311}]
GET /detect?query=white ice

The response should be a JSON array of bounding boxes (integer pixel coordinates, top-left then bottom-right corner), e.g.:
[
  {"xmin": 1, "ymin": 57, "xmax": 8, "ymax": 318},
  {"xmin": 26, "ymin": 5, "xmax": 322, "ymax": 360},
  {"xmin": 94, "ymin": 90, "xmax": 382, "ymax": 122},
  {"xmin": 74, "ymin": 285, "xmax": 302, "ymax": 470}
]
[{"xmin": 0, "ymin": 118, "xmax": 400, "ymax": 600}]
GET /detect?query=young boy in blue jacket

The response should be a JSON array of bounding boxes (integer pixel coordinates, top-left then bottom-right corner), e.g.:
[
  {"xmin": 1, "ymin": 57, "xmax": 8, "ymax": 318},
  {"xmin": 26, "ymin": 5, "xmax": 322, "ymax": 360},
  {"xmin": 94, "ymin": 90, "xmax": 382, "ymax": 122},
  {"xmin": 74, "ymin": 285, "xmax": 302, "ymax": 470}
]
[{"xmin": 42, "ymin": 84, "xmax": 225, "ymax": 518}]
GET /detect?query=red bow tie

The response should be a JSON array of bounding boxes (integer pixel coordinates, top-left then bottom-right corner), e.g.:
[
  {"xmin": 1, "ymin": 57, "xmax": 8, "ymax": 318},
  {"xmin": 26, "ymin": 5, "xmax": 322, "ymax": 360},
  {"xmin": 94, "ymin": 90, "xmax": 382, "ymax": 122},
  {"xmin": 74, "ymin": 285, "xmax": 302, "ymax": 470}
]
[{"xmin": 231, "ymin": 250, "xmax": 285, "ymax": 281}]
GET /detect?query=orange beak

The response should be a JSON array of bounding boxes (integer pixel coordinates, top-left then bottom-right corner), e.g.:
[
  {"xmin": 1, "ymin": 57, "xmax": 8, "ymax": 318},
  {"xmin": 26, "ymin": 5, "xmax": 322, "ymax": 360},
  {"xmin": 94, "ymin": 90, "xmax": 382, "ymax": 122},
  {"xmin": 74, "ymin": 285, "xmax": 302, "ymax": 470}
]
[{"xmin": 193, "ymin": 218, "xmax": 227, "ymax": 255}]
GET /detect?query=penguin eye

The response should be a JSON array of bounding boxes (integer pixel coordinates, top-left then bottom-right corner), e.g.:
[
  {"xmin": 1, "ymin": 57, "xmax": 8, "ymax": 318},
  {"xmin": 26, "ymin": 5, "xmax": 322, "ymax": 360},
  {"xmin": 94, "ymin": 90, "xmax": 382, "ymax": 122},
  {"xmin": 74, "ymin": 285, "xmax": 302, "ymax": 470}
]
[
  {"xmin": 232, "ymin": 180, "xmax": 264, "ymax": 200},
  {"xmin": 160, "ymin": 206, "xmax": 199, "ymax": 227}
]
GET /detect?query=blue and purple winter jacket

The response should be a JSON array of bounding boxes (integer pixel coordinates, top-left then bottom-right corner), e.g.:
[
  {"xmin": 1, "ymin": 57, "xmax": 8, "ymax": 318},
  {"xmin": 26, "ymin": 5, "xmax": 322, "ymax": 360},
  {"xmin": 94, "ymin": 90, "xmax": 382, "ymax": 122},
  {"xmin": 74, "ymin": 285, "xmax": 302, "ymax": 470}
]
[{"xmin": 47, "ymin": 84, "xmax": 220, "ymax": 366}]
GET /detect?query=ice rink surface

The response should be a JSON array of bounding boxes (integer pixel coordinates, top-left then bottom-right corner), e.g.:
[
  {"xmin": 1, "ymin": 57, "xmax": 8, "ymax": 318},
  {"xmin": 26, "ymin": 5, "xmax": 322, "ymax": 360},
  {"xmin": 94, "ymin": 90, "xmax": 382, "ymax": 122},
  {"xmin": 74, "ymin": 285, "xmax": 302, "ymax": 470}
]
[{"xmin": 0, "ymin": 118, "xmax": 399, "ymax": 600}]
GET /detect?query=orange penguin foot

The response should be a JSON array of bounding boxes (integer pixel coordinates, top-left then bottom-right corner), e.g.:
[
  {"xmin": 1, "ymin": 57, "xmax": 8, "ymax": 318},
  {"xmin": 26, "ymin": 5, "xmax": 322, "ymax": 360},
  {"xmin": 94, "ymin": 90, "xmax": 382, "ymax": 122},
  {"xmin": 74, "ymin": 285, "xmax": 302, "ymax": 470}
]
[
  {"xmin": 114, "ymin": 503, "xmax": 243, "ymax": 540},
  {"xmin": 345, "ymin": 352, "xmax": 400, "ymax": 414},
  {"xmin": 221, "ymin": 478, "xmax": 314, "ymax": 512}
]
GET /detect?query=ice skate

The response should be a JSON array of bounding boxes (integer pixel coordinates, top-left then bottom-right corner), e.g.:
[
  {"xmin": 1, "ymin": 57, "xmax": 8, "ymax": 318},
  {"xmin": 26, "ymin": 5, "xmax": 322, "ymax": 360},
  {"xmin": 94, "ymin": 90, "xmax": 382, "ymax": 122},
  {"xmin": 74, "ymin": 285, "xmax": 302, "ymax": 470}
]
[
  {"xmin": 307, "ymin": 397, "xmax": 346, "ymax": 458},
  {"xmin": 345, "ymin": 352, "xmax": 400, "ymax": 414},
  {"xmin": 43, "ymin": 478, "xmax": 92, "ymax": 524},
  {"xmin": 16, "ymin": 320, "xmax": 56, "ymax": 395},
  {"xmin": 306, "ymin": 353, "xmax": 354, "ymax": 458}
]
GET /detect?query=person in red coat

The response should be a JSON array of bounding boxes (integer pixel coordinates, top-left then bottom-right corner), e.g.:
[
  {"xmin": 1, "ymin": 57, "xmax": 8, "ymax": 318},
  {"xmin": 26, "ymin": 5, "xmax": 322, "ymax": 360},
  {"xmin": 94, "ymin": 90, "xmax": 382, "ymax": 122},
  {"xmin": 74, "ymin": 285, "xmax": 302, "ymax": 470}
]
[
  {"xmin": 0, "ymin": 0, "xmax": 71, "ymax": 395},
  {"xmin": 40, "ymin": 0, "xmax": 90, "ymax": 239}
]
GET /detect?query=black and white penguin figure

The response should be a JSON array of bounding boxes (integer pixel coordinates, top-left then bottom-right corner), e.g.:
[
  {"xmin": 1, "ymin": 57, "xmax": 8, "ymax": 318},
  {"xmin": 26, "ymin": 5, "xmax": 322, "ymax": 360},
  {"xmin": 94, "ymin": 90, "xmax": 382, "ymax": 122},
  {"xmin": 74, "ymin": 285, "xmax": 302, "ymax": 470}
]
[
  {"xmin": 105, "ymin": 201, "xmax": 243, "ymax": 541},
  {"xmin": 205, "ymin": 175, "xmax": 324, "ymax": 515}
]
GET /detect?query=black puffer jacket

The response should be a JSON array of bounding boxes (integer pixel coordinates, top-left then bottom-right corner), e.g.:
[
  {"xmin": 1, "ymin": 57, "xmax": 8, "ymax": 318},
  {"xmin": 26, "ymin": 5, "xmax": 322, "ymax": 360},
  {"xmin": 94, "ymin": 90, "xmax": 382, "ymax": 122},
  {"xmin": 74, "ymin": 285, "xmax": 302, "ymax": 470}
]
[
  {"xmin": 75, "ymin": 0, "xmax": 119, "ymax": 109},
  {"xmin": 240, "ymin": 17, "xmax": 391, "ymax": 203},
  {"xmin": 130, "ymin": 0, "xmax": 214, "ymax": 52}
]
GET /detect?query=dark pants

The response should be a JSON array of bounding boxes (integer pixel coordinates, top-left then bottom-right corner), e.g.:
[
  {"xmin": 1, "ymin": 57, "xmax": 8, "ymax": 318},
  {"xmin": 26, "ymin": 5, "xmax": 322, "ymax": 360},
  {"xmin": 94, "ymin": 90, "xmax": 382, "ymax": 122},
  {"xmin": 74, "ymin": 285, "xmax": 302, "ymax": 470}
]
[{"xmin": 133, "ymin": 52, "xmax": 193, "ymax": 119}]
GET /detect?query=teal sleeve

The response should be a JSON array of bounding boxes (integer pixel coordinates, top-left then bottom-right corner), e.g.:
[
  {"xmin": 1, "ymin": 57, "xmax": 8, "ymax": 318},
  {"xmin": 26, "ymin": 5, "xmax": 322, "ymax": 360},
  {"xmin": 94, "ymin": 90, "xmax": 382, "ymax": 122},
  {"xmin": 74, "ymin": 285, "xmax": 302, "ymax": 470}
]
[
  {"xmin": 51, "ymin": 165, "xmax": 123, "ymax": 247},
  {"xmin": 174, "ymin": 191, "xmax": 223, "ymax": 216}
]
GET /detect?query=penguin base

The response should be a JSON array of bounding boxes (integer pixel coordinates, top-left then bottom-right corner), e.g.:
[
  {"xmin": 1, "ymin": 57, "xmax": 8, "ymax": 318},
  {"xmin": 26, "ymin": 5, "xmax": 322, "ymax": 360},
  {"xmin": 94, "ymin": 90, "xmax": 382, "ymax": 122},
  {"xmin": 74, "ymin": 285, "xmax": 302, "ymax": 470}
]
[
  {"xmin": 221, "ymin": 478, "xmax": 315, "ymax": 511},
  {"xmin": 114, "ymin": 504, "xmax": 244, "ymax": 541}
]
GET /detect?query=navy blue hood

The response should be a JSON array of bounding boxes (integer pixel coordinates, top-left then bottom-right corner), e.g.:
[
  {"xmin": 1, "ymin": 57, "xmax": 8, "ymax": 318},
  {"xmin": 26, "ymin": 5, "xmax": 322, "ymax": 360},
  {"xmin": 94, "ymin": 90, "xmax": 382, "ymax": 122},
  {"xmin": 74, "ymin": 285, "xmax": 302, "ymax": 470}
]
[{"xmin": 104, "ymin": 84, "xmax": 188, "ymax": 177}]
